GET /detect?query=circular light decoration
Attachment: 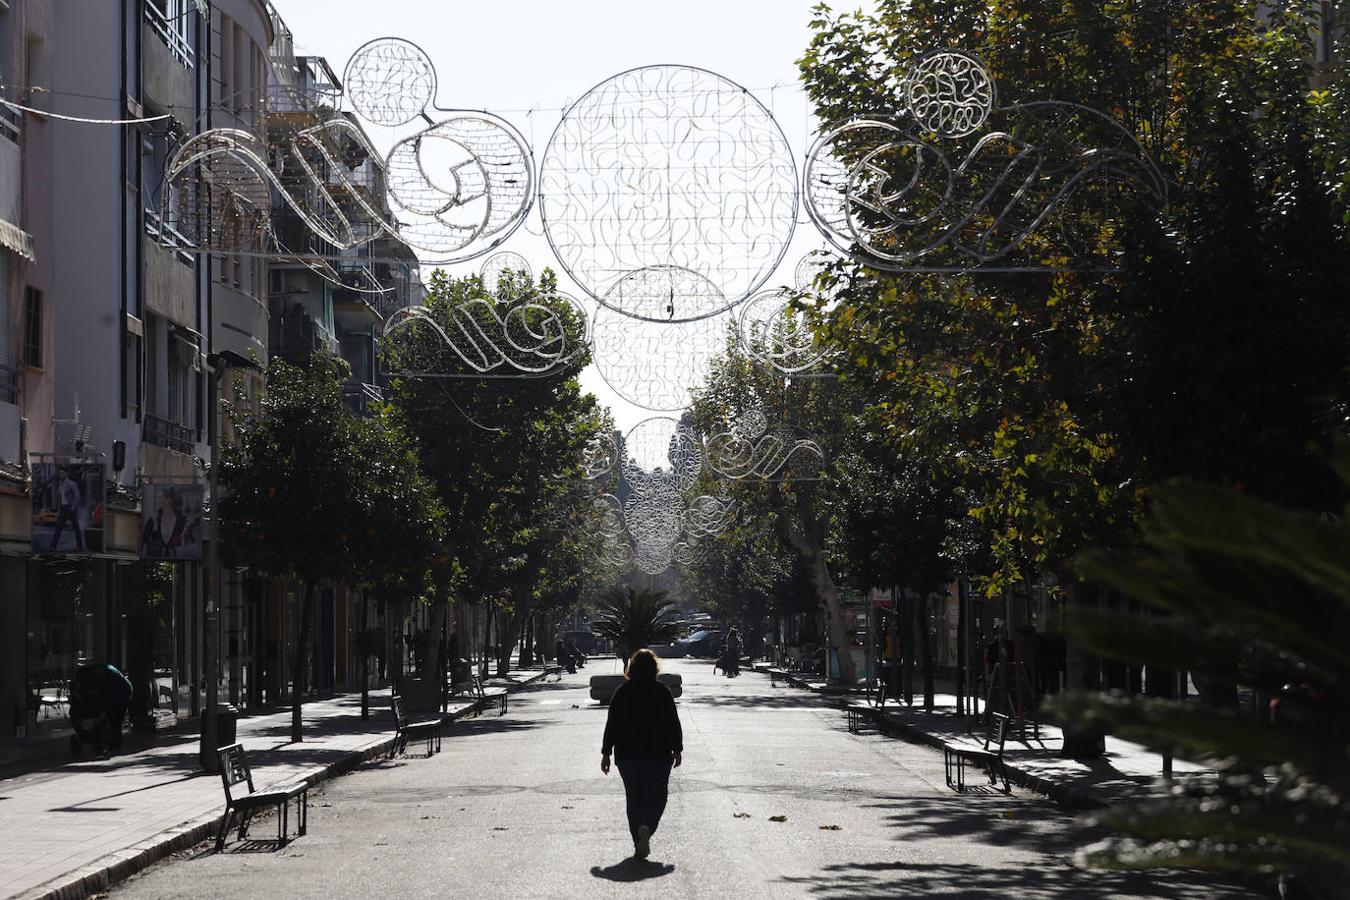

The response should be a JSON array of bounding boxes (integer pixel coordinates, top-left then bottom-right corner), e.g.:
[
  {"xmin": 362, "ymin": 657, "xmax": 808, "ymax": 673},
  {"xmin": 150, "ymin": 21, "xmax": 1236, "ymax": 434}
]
[
  {"xmin": 795, "ymin": 253, "xmax": 834, "ymax": 293},
  {"xmin": 344, "ymin": 38, "xmax": 437, "ymax": 127},
  {"xmin": 539, "ymin": 65, "xmax": 799, "ymax": 321},
  {"xmin": 592, "ymin": 304, "xmax": 731, "ymax": 412},
  {"xmin": 738, "ymin": 290, "xmax": 827, "ymax": 375},
  {"xmin": 620, "ymin": 417, "xmax": 703, "ymax": 492},
  {"xmin": 480, "ymin": 252, "xmax": 533, "ymax": 292},
  {"xmin": 602, "ymin": 266, "xmax": 726, "ymax": 323},
  {"xmin": 904, "ymin": 50, "xmax": 995, "ymax": 139}
]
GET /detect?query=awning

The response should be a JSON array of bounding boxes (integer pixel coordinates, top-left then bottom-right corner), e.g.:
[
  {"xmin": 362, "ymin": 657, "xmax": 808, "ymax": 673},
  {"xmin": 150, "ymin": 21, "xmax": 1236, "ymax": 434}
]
[{"xmin": 0, "ymin": 218, "xmax": 35, "ymax": 263}]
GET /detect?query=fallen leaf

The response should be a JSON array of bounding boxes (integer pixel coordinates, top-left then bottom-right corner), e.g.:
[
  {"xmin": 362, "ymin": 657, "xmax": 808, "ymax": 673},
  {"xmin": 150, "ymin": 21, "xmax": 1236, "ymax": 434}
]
[
  {"xmin": 769, "ymin": 815, "xmax": 787, "ymax": 823},
  {"xmin": 819, "ymin": 825, "xmax": 841, "ymax": 830},
  {"xmin": 733, "ymin": 812, "xmax": 751, "ymax": 819}
]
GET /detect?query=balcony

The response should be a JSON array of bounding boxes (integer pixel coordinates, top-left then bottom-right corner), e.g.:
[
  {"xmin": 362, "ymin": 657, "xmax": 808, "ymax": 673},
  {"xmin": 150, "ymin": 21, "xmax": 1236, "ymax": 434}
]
[
  {"xmin": 342, "ymin": 381, "xmax": 383, "ymax": 418},
  {"xmin": 144, "ymin": 413, "xmax": 194, "ymax": 454},
  {"xmin": 144, "ymin": 2, "xmax": 194, "ymax": 69},
  {"xmin": 0, "ymin": 105, "xmax": 20, "ymax": 145}
]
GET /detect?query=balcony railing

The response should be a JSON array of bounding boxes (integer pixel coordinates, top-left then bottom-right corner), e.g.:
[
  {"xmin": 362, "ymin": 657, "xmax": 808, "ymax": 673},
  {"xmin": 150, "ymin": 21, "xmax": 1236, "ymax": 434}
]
[
  {"xmin": 144, "ymin": 2, "xmax": 195, "ymax": 69},
  {"xmin": 144, "ymin": 208, "xmax": 196, "ymax": 266},
  {"xmin": 144, "ymin": 413, "xmax": 194, "ymax": 454},
  {"xmin": 0, "ymin": 363, "xmax": 19, "ymax": 405},
  {"xmin": 342, "ymin": 381, "xmax": 383, "ymax": 418},
  {"xmin": 0, "ymin": 105, "xmax": 20, "ymax": 144}
]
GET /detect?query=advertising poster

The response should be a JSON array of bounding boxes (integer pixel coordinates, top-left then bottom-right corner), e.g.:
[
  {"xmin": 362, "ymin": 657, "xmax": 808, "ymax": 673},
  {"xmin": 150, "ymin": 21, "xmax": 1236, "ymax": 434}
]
[
  {"xmin": 140, "ymin": 481, "xmax": 205, "ymax": 561},
  {"xmin": 31, "ymin": 462, "xmax": 106, "ymax": 554}
]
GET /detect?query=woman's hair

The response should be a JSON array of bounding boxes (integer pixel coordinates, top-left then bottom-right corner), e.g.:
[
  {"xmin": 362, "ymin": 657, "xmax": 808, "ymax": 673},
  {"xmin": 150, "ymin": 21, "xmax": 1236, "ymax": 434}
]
[{"xmin": 625, "ymin": 648, "xmax": 659, "ymax": 680}]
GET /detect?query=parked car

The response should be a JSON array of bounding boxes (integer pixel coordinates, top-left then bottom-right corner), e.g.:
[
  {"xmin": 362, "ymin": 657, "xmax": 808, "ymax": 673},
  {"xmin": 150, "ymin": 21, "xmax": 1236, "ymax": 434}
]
[
  {"xmin": 677, "ymin": 629, "xmax": 725, "ymax": 659},
  {"xmin": 645, "ymin": 642, "xmax": 685, "ymax": 659}
]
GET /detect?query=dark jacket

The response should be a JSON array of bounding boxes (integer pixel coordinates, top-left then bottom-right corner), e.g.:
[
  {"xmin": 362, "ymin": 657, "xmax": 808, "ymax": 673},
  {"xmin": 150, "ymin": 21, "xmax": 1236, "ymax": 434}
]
[{"xmin": 602, "ymin": 677, "xmax": 682, "ymax": 761}]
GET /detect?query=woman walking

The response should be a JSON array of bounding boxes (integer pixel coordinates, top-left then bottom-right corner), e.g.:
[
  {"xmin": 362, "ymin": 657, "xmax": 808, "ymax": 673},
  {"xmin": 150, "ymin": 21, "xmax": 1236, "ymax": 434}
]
[{"xmin": 600, "ymin": 649, "xmax": 683, "ymax": 859}]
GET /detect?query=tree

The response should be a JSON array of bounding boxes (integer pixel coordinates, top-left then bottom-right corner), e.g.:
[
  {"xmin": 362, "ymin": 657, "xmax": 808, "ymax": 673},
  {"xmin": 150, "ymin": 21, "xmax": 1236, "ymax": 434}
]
[
  {"xmin": 346, "ymin": 402, "xmax": 446, "ymax": 718},
  {"xmin": 690, "ymin": 337, "xmax": 863, "ymax": 682},
  {"xmin": 385, "ymin": 266, "xmax": 599, "ymax": 677},
  {"xmin": 797, "ymin": 0, "xmax": 1350, "ymax": 599},
  {"xmin": 833, "ymin": 435, "xmax": 966, "ymax": 707},
  {"xmin": 1058, "ymin": 463, "xmax": 1350, "ymax": 895},
  {"xmin": 219, "ymin": 355, "xmax": 363, "ymax": 742},
  {"xmin": 591, "ymin": 586, "xmax": 687, "ymax": 660}
]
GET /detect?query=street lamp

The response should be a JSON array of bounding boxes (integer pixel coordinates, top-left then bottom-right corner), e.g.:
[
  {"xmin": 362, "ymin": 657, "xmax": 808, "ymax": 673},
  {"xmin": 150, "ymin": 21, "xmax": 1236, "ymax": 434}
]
[{"xmin": 199, "ymin": 350, "xmax": 261, "ymax": 773}]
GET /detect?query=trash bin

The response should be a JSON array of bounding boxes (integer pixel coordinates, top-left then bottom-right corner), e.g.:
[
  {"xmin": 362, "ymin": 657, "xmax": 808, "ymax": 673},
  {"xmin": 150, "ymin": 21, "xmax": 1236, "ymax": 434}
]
[
  {"xmin": 199, "ymin": 703, "xmax": 239, "ymax": 773},
  {"xmin": 215, "ymin": 703, "xmax": 238, "ymax": 747}
]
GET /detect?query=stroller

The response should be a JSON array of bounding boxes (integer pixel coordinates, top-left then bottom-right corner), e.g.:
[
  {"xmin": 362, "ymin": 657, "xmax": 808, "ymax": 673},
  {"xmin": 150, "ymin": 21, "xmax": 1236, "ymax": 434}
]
[{"xmin": 68, "ymin": 664, "xmax": 110, "ymax": 758}]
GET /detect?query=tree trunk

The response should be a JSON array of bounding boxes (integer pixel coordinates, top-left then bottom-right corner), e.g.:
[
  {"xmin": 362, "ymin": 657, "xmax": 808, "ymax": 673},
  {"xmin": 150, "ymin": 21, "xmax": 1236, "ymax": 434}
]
[
  {"xmin": 428, "ymin": 586, "xmax": 449, "ymax": 712},
  {"xmin": 292, "ymin": 580, "xmax": 315, "ymax": 744},
  {"xmin": 919, "ymin": 594, "xmax": 936, "ymax": 710},
  {"xmin": 361, "ymin": 592, "xmax": 370, "ymax": 721},
  {"xmin": 774, "ymin": 491, "xmax": 856, "ymax": 684},
  {"xmin": 496, "ymin": 609, "xmax": 523, "ymax": 676},
  {"xmin": 902, "ymin": 591, "xmax": 915, "ymax": 705}
]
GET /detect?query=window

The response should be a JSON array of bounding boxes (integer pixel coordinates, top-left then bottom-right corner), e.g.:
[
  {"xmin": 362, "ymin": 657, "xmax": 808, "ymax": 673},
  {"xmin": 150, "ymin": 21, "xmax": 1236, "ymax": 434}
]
[
  {"xmin": 0, "ymin": 252, "xmax": 10, "ymax": 371},
  {"xmin": 167, "ymin": 331, "xmax": 195, "ymax": 426},
  {"xmin": 23, "ymin": 286, "xmax": 41, "ymax": 368}
]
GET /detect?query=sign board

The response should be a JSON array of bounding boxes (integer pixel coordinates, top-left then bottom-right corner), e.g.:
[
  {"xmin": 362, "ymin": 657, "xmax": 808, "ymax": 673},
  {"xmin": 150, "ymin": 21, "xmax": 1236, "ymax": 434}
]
[
  {"xmin": 140, "ymin": 480, "xmax": 205, "ymax": 561},
  {"xmin": 31, "ymin": 461, "xmax": 106, "ymax": 554}
]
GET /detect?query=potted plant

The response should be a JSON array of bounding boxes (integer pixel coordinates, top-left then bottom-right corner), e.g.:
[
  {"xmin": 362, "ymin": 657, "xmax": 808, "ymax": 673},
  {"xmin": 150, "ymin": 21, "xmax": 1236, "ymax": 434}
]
[{"xmin": 588, "ymin": 586, "xmax": 687, "ymax": 703}]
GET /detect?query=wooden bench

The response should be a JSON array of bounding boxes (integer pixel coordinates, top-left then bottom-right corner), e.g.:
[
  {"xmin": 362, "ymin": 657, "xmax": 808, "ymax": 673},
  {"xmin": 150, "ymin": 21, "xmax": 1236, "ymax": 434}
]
[
  {"xmin": 542, "ymin": 664, "xmax": 564, "ymax": 682},
  {"xmin": 215, "ymin": 743, "xmax": 309, "ymax": 852},
  {"xmin": 391, "ymin": 693, "xmax": 443, "ymax": 758},
  {"xmin": 942, "ymin": 712, "xmax": 1012, "ymax": 793}
]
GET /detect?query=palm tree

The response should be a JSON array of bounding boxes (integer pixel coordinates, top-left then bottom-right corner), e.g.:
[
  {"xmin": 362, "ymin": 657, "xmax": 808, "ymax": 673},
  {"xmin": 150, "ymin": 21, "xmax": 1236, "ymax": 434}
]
[{"xmin": 591, "ymin": 586, "xmax": 687, "ymax": 660}]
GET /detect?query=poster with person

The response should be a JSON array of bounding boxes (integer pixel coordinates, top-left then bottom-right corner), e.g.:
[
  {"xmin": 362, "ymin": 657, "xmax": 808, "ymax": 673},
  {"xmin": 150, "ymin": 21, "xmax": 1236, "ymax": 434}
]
[
  {"xmin": 31, "ymin": 462, "xmax": 106, "ymax": 554},
  {"xmin": 139, "ymin": 481, "xmax": 205, "ymax": 561}
]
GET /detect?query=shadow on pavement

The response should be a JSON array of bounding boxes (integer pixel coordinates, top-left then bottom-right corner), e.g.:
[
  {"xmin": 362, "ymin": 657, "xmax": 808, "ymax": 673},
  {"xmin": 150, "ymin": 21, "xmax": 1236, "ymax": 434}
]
[
  {"xmin": 590, "ymin": 859, "xmax": 676, "ymax": 882},
  {"xmin": 778, "ymin": 860, "xmax": 1253, "ymax": 898}
]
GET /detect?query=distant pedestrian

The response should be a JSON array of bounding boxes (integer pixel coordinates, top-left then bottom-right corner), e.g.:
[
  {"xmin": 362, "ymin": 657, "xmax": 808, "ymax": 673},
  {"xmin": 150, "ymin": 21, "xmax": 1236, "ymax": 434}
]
[
  {"xmin": 556, "ymin": 638, "xmax": 575, "ymax": 673},
  {"xmin": 600, "ymin": 649, "xmax": 682, "ymax": 860},
  {"xmin": 725, "ymin": 628, "xmax": 742, "ymax": 677},
  {"xmin": 101, "ymin": 663, "xmax": 134, "ymax": 758}
]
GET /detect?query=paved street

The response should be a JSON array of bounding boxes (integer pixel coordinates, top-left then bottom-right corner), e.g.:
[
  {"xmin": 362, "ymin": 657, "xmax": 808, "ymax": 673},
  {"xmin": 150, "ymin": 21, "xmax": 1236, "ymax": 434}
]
[{"xmin": 113, "ymin": 662, "xmax": 1249, "ymax": 899}]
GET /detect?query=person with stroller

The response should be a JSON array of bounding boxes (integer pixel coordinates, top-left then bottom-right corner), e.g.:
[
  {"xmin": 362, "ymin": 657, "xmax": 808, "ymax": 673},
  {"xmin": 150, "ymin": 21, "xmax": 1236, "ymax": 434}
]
[{"xmin": 725, "ymin": 627, "xmax": 742, "ymax": 677}]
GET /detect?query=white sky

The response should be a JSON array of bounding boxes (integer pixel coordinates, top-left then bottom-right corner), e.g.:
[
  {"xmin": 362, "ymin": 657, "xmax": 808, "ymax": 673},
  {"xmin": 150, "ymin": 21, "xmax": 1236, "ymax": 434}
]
[{"xmin": 275, "ymin": 0, "xmax": 863, "ymax": 433}]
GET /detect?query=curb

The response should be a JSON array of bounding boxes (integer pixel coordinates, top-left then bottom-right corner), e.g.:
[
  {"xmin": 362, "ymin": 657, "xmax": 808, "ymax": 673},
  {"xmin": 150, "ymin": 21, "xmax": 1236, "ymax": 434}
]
[
  {"xmin": 751, "ymin": 665, "xmax": 1106, "ymax": 811},
  {"xmin": 17, "ymin": 670, "xmax": 552, "ymax": 900}
]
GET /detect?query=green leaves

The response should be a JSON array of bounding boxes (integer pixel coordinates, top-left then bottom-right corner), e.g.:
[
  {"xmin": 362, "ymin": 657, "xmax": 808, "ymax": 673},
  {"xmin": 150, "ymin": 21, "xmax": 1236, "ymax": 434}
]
[
  {"xmin": 1059, "ymin": 465, "xmax": 1350, "ymax": 889},
  {"xmin": 590, "ymin": 587, "xmax": 687, "ymax": 654}
]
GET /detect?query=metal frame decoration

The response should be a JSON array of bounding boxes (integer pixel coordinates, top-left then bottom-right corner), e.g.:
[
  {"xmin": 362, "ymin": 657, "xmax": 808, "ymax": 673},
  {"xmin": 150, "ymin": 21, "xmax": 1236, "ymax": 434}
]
[
  {"xmin": 609, "ymin": 418, "xmax": 737, "ymax": 575},
  {"xmin": 380, "ymin": 293, "xmax": 588, "ymax": 379},
  {"xmin": 343, "ymin": 38, "xmax": 438, "ymax": 127},
  {"xmin": 161, "ymin": 38, "xmax": 534, "ymax": 271},
  {"xmin": 479, "ymin": 252, "xmax": 533, "ymax": 293},
  {"xmin": 538, "ymin": 65, "xmax": 799, "ymax": 322},
  {"xmin": 704, "ymin": 425, "xmax": 826, "ymax": 482},
  {"xmin": 590, "ymin": 306, "xmax": 732, "ymax": 412},
  {"xmin": 803, "ymin": 52, "xmax": 1166, "ymax": 272},
  {"xmin": 737, "ymin": 289, "xmax": 830, "ymax": 376},
  {"xmin": 345, "ymin": 38, "xmax": 534, "ymax": 265}
]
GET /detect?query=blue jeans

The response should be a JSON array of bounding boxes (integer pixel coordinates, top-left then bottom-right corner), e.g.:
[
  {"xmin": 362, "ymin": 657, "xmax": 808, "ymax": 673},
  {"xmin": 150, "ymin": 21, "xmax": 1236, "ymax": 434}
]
[{"xmin": 616, "ymin": 756, "xmax": 673, "ymax": 842}]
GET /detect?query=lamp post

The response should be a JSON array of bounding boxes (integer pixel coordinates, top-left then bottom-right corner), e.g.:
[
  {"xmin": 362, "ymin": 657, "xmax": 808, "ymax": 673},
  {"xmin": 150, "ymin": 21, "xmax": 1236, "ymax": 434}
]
[{"xmin": 199, "ymin": 350, "xmax": 260, "ymax": 772}]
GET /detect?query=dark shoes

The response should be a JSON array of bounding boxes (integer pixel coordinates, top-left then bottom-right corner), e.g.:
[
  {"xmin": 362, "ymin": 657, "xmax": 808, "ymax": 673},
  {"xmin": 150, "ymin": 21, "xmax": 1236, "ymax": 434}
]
[{"xmin": 634, "ymin": 825, "xmax": 651, "ymax": 860}]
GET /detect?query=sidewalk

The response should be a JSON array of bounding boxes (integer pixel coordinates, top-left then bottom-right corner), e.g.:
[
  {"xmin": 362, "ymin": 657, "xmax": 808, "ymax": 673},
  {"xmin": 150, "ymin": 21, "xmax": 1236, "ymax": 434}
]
[
  {"xmin": 0, "ymin": 668, "xmax": 552, "ymax": 900},
  {"xmin": 751, "ymin": 663, "xmax": 1210, "ymax": 809}
]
